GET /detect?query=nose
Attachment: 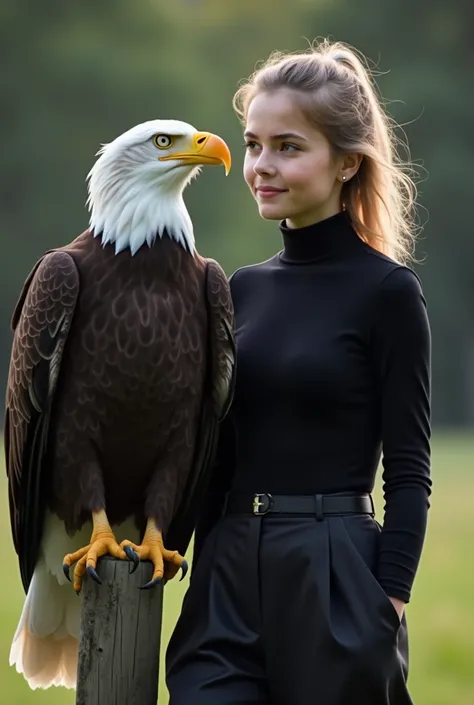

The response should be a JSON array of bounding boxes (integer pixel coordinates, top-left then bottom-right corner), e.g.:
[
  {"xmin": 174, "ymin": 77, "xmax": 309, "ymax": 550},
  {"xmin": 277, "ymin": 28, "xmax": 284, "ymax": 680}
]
[{"xmin": 253, "ymin": 149, "xmax": 276, "ymax": 177}]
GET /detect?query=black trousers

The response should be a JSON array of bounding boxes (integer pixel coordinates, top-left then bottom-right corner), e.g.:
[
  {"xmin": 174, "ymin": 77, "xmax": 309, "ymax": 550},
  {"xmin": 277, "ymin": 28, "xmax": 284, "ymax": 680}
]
[{"xmin": 166, "ymin": 513, "xmax": 413, "ymax": 705}]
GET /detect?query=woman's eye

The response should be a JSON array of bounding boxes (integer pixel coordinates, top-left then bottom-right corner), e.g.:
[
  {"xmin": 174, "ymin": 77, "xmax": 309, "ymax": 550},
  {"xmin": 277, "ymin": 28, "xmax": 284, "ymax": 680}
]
[
  {"xmin": 243, "ymin": 141, "xmax": 298, "ymax": 153},
  {"xmin": 154, "ymin": 134, "xmax": 173, "ymax": 149}
]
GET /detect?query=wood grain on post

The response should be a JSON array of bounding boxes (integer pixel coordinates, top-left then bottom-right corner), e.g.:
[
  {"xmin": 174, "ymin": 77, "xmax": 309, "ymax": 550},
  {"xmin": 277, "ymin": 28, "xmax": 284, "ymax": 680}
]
[{"xmin": 76, "ymin": 556, "xmax": 163, "ymax": 705}]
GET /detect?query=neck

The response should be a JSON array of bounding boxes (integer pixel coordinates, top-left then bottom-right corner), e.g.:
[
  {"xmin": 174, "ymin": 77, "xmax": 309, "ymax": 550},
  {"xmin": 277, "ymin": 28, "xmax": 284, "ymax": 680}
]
[
  {"xmin": 89, "ymin": 178, "xmax": 195, "ymax": 256},
  {"xmin": 279, "ymin": 211, "xmax": 361, "ymax": 264}
]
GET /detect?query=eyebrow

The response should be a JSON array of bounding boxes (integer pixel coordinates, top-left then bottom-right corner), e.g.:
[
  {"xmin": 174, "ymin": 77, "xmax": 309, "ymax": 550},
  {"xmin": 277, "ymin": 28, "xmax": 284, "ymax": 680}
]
[{"xmin": 244, "ymin": 130, "xmax": 307, "ymax": 141}]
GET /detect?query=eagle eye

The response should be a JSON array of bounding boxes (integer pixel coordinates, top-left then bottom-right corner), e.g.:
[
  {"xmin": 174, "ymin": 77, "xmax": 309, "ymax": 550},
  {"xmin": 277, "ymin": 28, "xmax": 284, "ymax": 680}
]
[{"xmin": 153, "ymin": 134, "xmax": 173, "ymax": 150}]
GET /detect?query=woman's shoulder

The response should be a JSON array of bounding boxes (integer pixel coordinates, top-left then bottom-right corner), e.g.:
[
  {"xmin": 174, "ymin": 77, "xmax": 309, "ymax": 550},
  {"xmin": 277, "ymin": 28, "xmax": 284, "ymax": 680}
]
[
  {"xmin": 225, "ymin": 255, "xmax": 281, "ymax": 311},
  {"xmin": 229, "ymin": 254, "xmax": 280, "ymax": 288},
  {"xmin": 363, "ymin": 255, "xmax": 428, "ymax": 326},
  {"xmin": 357, "ymin": 240, "xmax": 425, "ymax": 294}
]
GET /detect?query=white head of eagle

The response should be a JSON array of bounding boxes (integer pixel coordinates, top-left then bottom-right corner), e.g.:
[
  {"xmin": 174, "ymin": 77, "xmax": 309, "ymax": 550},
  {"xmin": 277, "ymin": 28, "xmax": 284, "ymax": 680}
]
[{"xmin": 86, "ymin": 119, "xmax": 231, "ymax": 256}]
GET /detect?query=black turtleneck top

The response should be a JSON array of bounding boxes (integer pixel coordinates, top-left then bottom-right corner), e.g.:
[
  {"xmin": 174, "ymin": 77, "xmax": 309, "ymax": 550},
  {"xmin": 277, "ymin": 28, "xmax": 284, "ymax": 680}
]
[{"xmin": 197, "ymin": 211, "xmax": 431, "ymax": 604}]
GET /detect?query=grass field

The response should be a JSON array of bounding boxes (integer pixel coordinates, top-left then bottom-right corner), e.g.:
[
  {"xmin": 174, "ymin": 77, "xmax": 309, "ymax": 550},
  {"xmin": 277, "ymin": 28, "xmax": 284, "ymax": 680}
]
[{"xmin": 1, "ymin": 431, "xmax": 473, "ymax": 704}]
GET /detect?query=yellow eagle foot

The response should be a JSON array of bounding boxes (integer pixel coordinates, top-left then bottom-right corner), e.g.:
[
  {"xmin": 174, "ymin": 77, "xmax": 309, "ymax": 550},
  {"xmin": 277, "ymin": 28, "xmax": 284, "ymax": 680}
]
[
  {"xmin": 120, "ymin": 520, "xmax": 187, "ymax": 589},
  {"xmin": 62, "ymin": 510, "xmax": 139, "ymax": 593}
]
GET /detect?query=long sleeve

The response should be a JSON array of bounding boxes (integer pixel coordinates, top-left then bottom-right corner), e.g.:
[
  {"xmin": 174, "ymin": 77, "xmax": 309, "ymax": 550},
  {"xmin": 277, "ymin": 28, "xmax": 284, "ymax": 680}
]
[{"xmin": 372, "ymin": 266, "xmax": 432, "ymax": 603}]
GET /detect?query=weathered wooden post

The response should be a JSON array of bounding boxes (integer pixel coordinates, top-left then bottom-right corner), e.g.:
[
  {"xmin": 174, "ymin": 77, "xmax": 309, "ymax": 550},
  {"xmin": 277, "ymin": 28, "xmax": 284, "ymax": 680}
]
[{"xmin": 76, "ymin": 556, "xmax": 164, "ymax": 705}]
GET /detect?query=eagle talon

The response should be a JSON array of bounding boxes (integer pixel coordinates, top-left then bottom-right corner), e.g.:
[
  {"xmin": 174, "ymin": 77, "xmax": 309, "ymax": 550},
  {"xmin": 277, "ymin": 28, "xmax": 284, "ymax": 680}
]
[
  {"xmin": 124, "ymin": 545, "xmax": 140, "ymax": 573},
  {"xmin": 63, "ymin": 563, "xmax": 72, "ymax": 582},
  {"xmin": 62, "ymin": 511, "xmax": 133, "ymax": 592},
  {"xmin": 180, "ymin": 560, "xmax": 188, "ymax": 581},
  {"xmin": 139, "ymin": 576, "xmax": 162, "ymax": 590},
  {"xmin": 86, "ymin": 565, "xmax": 102, "ymax": 585},
  {"xmin": 121, "ymin": 521, "xmax": 186, "ymax": 589}
]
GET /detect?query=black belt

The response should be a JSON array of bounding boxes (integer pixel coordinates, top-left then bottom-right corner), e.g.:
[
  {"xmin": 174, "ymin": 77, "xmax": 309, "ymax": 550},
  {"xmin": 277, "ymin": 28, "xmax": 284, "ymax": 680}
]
[{"xmin": 224, "ymin": 492, "xmax": 374, "ymax": 520}]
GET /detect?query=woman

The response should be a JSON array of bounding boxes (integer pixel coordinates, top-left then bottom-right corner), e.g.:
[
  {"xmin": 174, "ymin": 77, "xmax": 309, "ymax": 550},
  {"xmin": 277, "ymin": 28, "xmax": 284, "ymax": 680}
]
[{"xmin": 166, "ymin": 39, "xmax": 431, "ymax": 705}]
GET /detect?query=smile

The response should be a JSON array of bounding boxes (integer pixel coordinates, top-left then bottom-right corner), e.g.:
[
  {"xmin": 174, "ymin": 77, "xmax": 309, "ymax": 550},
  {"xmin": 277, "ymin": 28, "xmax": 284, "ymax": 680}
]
[{"xmin": 256, "ymin": 188, "xmax": 286, "ymax": 199}]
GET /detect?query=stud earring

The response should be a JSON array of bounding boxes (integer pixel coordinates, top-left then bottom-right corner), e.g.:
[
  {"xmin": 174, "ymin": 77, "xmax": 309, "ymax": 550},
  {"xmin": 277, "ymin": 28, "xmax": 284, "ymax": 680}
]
[{"xmin": 342, "ymin": 175, "xmax": 347, "ymax": 182}]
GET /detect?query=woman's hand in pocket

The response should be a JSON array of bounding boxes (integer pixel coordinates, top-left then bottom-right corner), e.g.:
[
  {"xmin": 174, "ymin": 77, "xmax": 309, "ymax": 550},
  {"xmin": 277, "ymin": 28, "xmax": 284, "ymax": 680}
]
[{"xmin": 388, "ymin": 596, "xmax": 405, "ymax": 621}]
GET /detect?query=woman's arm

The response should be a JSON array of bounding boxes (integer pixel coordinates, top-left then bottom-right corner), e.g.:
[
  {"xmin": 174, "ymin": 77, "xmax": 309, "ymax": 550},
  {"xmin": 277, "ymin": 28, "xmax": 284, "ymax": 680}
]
[{"xmin": 372, "ymin": 266, "xmax": 432, "ymax": 609}]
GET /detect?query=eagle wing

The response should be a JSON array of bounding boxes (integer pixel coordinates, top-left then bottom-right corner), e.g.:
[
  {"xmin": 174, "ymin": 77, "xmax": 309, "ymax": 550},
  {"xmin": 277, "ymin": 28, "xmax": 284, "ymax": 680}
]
[
  {"xmin": 5, "ymin": 251, "xmax": 79, "ymax": 592},
  {"xmin": 165, "ymin": 258, "xmax": 236, "ymax": 558}
]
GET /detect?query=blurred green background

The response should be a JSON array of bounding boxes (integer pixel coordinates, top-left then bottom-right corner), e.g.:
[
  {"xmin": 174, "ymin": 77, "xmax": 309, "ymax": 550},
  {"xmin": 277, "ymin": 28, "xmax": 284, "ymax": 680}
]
[{"xmin": 1, "ymin": 0, "xmax": 473, "ymax": 703}]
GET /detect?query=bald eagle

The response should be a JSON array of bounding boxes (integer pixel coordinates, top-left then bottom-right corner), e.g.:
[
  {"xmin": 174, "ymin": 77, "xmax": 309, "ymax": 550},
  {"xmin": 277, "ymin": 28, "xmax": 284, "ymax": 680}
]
[{"xmin": 5, "ymin": 119, "xmax": 235, "ymax": 689}]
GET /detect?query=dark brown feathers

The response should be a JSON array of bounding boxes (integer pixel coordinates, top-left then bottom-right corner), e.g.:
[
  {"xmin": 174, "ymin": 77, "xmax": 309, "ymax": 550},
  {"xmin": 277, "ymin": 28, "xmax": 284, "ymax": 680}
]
[
  {"xmin": 5, "ymin": 252, "xmax": 79, "ymax": 591},
  {"xmin": 5, "ymin": 231, "xmax": 235, "ymax": 592},
  {"xmin": 166, "ymin": 259, "xmax": 236, "ymax": 557}
]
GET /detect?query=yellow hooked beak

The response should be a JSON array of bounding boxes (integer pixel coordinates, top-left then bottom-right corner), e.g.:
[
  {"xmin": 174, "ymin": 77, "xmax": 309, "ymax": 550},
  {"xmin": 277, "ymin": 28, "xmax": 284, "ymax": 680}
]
[{"xmin": 158, "ymin": 132, "xmax": 231, "ymax": 175}]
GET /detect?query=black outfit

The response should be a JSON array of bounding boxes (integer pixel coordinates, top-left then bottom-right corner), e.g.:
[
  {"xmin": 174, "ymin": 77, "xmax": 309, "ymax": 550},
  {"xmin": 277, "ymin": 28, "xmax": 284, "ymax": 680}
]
[{"xmin": 166, "ymin": 211, "xmax": 432, "ymax": 705}]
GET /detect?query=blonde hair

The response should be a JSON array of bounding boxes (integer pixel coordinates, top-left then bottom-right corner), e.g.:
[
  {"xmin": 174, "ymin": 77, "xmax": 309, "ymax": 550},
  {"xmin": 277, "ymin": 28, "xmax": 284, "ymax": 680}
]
[{"xmin": 233, "ymin": 40, "xmax": 420, "ymax": 264}]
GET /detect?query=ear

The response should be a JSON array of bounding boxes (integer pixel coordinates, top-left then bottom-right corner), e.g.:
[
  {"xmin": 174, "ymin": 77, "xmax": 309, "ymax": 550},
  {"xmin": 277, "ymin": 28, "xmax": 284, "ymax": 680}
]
[{"xmin": 338, "ymin": 153, "xmax": 363, "ymax": 184}]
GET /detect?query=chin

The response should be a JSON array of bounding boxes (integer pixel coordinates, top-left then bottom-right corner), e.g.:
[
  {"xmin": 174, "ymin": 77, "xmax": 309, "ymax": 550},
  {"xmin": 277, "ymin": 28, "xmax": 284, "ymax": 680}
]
[{"xmin": 257, "ymin": 204, "xmax": 287, "ymax": 221}]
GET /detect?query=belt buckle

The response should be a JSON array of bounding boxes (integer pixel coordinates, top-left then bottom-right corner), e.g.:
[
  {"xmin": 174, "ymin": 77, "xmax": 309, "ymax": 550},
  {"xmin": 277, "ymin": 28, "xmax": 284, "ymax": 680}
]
[{"xmin": 253, "ymin": 493, "xmax": 273, "ymax": 515}]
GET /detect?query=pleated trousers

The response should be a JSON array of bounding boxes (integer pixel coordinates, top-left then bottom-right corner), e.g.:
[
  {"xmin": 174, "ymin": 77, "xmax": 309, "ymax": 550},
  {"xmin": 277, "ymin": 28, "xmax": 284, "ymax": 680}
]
[{"xmin": 166, "ymin": 513, "xmax": 413, "ymax": 705}]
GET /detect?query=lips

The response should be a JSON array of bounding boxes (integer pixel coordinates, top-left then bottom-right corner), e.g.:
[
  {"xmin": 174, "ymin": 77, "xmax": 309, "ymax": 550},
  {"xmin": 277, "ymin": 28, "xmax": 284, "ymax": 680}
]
[{"xmin": 255, "ymin": 186, "xmax": 287, "ymax": 198}]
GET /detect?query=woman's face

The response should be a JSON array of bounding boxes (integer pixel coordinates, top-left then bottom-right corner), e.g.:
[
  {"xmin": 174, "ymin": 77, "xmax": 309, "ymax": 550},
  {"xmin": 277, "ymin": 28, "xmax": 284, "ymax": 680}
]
[{"xmin": 243, "ymin": 89, "xmax": 345, "ymax": 229}]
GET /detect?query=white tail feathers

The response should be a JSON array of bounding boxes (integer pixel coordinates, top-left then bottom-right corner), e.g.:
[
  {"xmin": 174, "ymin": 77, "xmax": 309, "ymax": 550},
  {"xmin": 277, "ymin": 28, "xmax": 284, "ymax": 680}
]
[
  {"xmin": 9, "ymin": 560, "xmax": 80, "ymax": 689},
  {"xmin": 9, "ymin": 512, "xmax": 139, "ymax": 690}
]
